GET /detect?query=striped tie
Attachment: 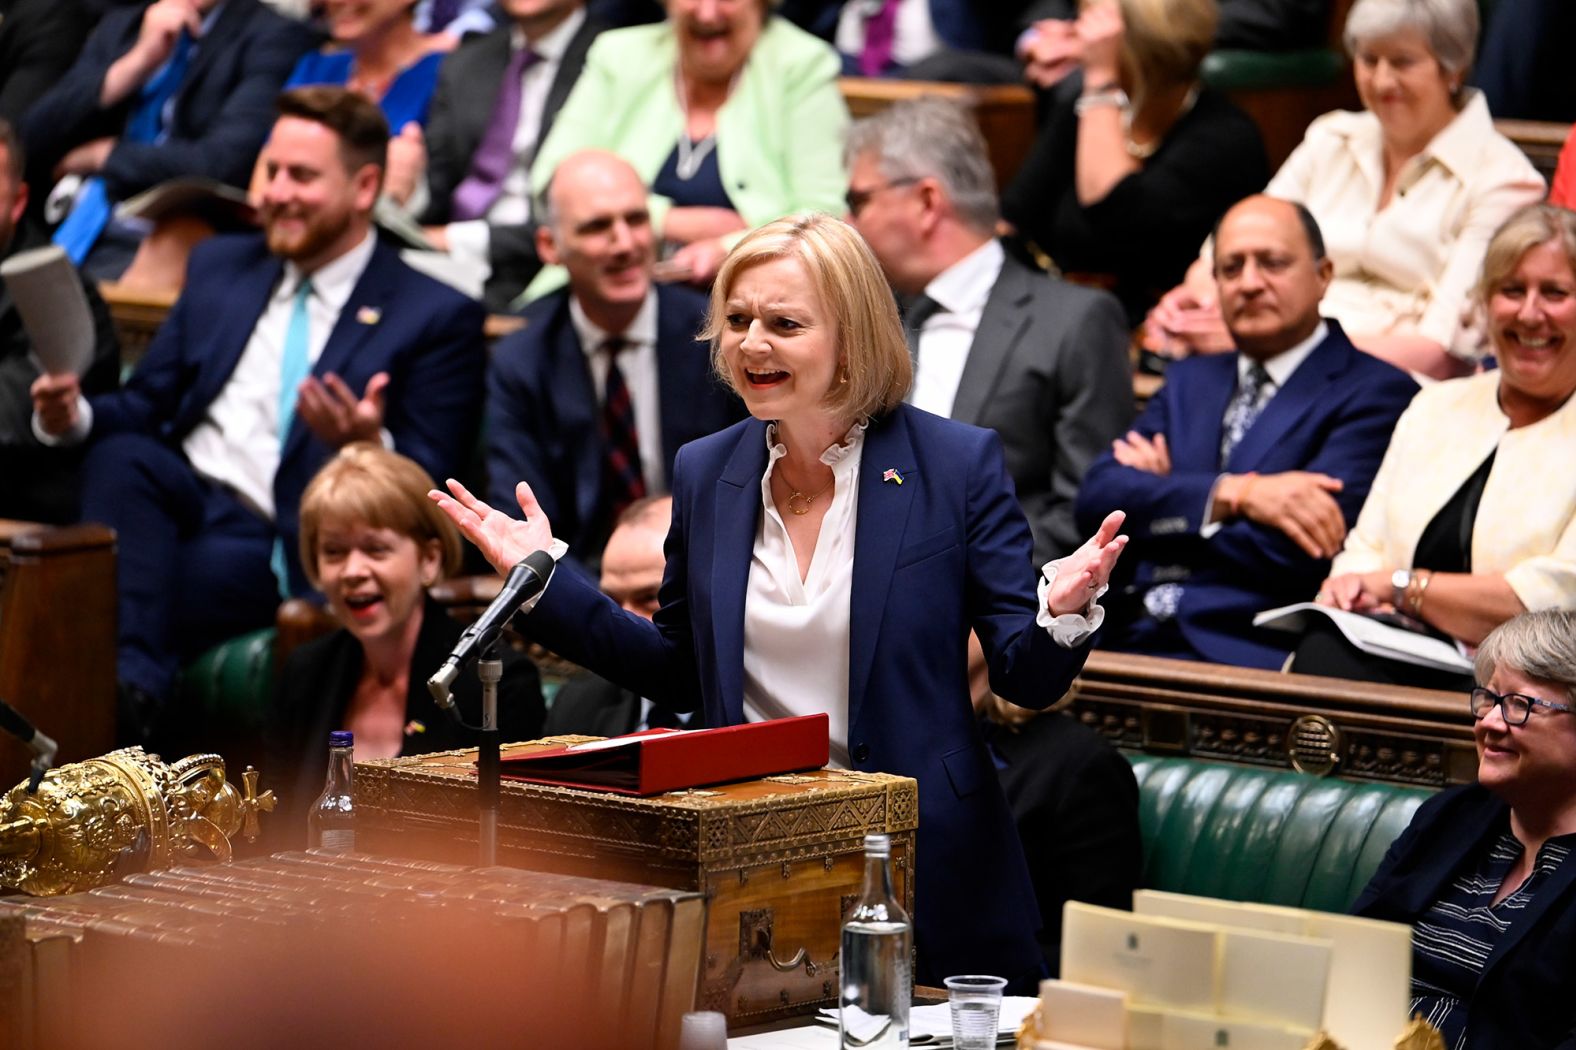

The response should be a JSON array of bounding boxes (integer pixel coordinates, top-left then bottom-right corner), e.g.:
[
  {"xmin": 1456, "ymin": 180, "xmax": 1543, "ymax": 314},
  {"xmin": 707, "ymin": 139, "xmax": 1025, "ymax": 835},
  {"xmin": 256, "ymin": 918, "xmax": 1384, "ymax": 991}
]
[{"xmin": 600, "ymin": 336, "xmax": 646, "ymax": 519}]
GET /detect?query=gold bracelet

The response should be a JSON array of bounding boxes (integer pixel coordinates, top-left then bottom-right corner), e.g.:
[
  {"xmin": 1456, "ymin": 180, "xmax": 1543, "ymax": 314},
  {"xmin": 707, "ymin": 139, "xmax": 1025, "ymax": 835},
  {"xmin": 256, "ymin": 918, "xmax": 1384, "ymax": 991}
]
[{"xmin": 1408, "ymin": 570, "xmax": 1433, "ymax": 615}]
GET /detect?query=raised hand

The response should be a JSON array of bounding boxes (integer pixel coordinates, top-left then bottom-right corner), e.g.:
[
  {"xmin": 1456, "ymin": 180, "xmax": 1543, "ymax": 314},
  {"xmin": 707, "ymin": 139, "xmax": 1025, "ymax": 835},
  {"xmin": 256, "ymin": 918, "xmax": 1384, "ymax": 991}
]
[
  {"xmin": 1111, "ymin": 431, "xmax": 1170, "ymax": 475},
  {"xmin": 1047, "ymin": 510, "xmax": 1128, "ymax": 617},
  {"xmin": 429, "ymin": 478, "xmax": 555, "ymax": 576},
  {"xmin": 295, "ymin": 371, "xmax": 388, "ymax": 448}
]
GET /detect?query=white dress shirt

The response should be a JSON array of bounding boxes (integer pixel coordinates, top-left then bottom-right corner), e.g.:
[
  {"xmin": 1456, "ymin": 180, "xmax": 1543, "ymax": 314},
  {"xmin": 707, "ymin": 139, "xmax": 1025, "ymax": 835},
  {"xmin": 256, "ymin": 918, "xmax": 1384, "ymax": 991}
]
[
  {"xmin": 445, "ymin": 7, "xmax": 586, "ymax": 268},
  {"xmin": 908, "ymin": 238, "xmax": 1004, "ymax": 417},
  {"xmin": 32, "ymin": 232, "xmax": 380, "ymax": 521},
  {"xmin": 835, "ymin": 0, "xmax": 944, "ymax": 68},
  {"xmin": 571, "ymin": 288, "xmax": 665, "ymax": 496},
  {"xmin": 183, "ymin": 230, "xmax": 378, "ymax": 519},
  {"xmin": 740, "ymin": 422, "xmax": 1103, "ymax": 768}
]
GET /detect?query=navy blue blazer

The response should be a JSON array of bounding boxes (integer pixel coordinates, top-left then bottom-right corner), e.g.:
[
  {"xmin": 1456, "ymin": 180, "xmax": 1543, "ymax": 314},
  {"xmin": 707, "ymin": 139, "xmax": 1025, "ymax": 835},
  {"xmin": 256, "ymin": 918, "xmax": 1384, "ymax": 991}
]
[
  {"xmin": 21, "ymin": 0, "xmax": 315, "ymax": 200},
  {"xmin": 1354, "ymin": 784, "xmax": 1576, "ymax": 1050},
  {"xmin": 1075, "ymin": 321, "xmax": 1418, "ymax": 669},
  {"xmin": 522, "ymin": 404, "xmax": 1088, "ymax": 985},
  {"xmin": 89, "ymin": 234, "xmax": 486, "ymax": 594},
  {"xmin": 485, "ymin": 283, "xmax": 743, "ymax": 556}
]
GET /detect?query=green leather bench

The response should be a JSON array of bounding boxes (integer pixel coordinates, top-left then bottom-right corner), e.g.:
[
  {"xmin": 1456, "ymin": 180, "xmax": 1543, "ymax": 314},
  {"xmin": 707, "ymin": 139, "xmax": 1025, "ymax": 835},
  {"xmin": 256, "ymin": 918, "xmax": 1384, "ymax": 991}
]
[{"xmin": 1129, "ymin": 754, "xmax": 1432, "ymax": 912}]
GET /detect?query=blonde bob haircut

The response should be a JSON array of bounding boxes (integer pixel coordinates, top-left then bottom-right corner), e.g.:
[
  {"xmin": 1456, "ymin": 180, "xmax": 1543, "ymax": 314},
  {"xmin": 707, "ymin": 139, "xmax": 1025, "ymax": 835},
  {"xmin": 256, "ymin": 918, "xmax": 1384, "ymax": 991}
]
[
  {"xmin": 1104, "ymin": 0, "xmax": 1218, "ymax": 111},
  {"xmin": 1477, "ymin": 203, "xmax": 1576, "ymax": 307},
  {"xmin": 703, "ymin": 213, "xmax": 912, "ymax": 422},
  {"xmin": 297, "ymin": 442, "xmax": 464, "ymax": 588}
]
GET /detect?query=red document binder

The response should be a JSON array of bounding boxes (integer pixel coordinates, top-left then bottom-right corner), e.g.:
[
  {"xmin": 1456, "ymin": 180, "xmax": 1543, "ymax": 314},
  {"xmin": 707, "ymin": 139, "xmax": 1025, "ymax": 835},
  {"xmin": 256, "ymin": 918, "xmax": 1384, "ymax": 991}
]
[{"xmin": 498, "ymin": 713, "xmax": 830, "ymax": 795}]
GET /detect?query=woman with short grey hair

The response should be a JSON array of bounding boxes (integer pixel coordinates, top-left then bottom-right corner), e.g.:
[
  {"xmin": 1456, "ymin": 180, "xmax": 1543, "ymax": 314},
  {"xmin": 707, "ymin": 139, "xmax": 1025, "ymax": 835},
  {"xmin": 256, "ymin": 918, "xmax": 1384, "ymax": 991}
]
[
  {"xmin": 1355, "ymin": 608, "xmax": 1576, "ymax": 1048},
  {"xmin": 1151, "ymin": 0, "xmax": 1546, "ymax": 381}
]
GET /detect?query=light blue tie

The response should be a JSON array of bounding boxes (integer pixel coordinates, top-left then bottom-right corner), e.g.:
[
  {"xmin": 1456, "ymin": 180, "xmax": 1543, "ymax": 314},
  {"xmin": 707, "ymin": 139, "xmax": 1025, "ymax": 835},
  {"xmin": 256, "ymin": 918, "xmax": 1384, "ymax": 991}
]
[{"xmin": 271, "ymin": 277, "xmax": 313, "ymax": 597}]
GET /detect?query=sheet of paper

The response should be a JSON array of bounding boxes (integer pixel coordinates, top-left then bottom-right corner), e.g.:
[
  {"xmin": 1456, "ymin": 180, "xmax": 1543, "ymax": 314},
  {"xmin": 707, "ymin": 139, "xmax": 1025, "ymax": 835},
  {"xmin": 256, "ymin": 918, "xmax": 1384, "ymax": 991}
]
[
  {"xmin": 1061, "ymin": 903, "xmax": 1217, "ymax": 1011},
  {"xmin": 1217, "ymin": 927, "xmax": 1330, "ymax": 1029},
  {"xmin": 1302, "ymin": 911, "xmax": 1412, "ymax": 1050},
  {"xmin": 1036, "ymin": 979, "xmax": 1128, "ymax": 1049}
]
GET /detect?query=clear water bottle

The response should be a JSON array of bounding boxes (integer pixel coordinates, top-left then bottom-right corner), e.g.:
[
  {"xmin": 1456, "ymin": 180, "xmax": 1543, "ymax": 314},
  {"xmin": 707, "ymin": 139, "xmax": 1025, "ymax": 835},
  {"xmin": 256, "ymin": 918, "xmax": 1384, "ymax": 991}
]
[
  {"xmin": 307, "ymin": 730, "xmax": 355, "ymax": 852},
  {"xmin": 840, "ymin": 832, "xmax": 912, "ymax": 1049}
]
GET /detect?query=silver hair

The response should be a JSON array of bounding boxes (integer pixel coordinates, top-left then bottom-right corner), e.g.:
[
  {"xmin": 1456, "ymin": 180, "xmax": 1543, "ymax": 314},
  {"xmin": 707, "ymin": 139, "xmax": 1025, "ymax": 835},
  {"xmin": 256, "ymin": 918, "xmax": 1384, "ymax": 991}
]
[
  {"xmin": 1343, "ymin": 0, "xmax": 1479, "ymax": 81},
  {"xmin": 844, "ymin": 97, "xmax": 999, "ymax": 234},
  {"xmin": 1474, "ymin": 610, "xmax": 1576, "ymax": 706}
]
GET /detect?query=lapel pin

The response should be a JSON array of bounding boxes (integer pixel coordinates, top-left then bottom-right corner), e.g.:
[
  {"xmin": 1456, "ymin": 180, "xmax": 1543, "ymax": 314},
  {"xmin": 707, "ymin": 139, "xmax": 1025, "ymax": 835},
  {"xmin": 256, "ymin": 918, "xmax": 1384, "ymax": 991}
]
[
  {"xmin": 882, "ymin": 468, "xmax": 904, "ymax": 485},
  {"xmin": 356, "ymin": 306, "xmax": 382, "ymax": 325},
  {"xmin": 404, "ymin": 719, "xmax": 426, "ymax": 737}
]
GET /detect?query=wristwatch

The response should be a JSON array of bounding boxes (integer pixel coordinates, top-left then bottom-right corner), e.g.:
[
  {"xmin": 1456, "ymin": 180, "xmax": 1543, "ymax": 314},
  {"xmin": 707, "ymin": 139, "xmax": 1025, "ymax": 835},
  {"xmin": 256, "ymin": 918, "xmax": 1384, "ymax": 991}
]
[{"xmin": 1391, "ymin": 569, "xmax": 1412, "ymax": 610}]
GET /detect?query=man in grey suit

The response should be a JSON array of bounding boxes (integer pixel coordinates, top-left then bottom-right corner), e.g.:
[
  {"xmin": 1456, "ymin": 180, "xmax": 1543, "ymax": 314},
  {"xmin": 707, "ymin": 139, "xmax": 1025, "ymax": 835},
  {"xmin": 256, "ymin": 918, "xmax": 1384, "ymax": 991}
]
[
  {"xmin": 847, "ymin": 97, "xmax": 1132, "ymax": 564},
  {"xmin": 415, "ymin": 0, "xmax": 601, "ymax": 309}
]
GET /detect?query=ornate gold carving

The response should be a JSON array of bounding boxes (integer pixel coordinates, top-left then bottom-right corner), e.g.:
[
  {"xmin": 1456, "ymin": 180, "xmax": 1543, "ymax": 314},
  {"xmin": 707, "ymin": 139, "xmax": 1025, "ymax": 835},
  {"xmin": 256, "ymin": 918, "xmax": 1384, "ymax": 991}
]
[{"xmin": 0, "ymin": 749, "xmax": 272, "ymax": 896}]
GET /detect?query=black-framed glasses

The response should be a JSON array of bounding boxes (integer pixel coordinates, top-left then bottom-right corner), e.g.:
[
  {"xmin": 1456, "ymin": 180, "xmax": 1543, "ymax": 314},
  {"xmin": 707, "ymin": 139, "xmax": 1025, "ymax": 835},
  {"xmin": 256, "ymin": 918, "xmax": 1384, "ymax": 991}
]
[
  {"xmin": 1469, "ymin": 686, "xmax": 1576, "ymax": 726},
  {"xmin": 845, "ymin": 177, "xmax": 920, "ymax": 217}
]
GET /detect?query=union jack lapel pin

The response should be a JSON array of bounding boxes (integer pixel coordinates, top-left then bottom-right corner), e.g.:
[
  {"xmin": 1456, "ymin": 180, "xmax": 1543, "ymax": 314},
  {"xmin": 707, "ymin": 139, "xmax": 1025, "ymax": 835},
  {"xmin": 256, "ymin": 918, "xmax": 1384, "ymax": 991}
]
[
  {"xmin": 882, "ymin": 468, "xmax": 904, "ymax": 485},
  {"xmin": 356, "ymin": 306, "xmax": 382, "ymax": 325}
]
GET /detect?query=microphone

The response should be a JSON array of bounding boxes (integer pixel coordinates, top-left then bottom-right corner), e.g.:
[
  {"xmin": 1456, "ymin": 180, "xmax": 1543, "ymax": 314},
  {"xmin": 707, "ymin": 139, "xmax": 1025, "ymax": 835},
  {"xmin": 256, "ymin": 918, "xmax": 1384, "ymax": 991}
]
[
  {"xmin": 0, "ymin": 698, "xmax": 59, "ymax": 794},
  {"xmin": 427, "ymin": 549, "xmax": 557, "ymax": 712}
]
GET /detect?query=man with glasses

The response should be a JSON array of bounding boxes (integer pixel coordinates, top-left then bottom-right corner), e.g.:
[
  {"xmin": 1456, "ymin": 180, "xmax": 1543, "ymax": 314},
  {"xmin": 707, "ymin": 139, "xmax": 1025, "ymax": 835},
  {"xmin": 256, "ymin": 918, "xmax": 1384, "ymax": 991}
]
[
  {"xmin": 1355, "ymin": 609, "xmax": 1576, "ymax": 1049},
  {"xmin": 845, "ymin": 97, "xmax": 1131, "ymax": 565}
]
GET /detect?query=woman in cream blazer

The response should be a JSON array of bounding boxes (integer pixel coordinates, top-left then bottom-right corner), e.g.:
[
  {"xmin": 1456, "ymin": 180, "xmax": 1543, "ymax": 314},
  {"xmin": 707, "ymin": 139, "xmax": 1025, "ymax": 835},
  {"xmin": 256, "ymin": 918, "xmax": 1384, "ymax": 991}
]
[{"xmin": 1319, "ymin": 205, "xmax": 1576, "ymax": 650}]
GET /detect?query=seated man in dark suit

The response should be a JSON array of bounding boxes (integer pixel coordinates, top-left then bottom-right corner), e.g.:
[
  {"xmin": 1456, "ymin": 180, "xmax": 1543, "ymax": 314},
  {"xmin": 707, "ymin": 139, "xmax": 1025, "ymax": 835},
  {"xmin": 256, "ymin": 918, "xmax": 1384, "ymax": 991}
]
[
  {"xmin": 486, "ymin": 149, "xmax": 742, "ymax": 567},
  {"xmin": 414, "ymin": 0, "xmax": 601, "ymax": 310},
  {"xmin": 971, "ymin": 655, "xmax": 1140, "ymax": 975},
  {"xmin": 0, "ymin": 120, "xmax": 121, "ymax": 524},
  {"xmin": 20, "ymin": 0, "xmax": 313, "ymax": 279},
  {"xmin": 846, "ymin": 97, "xmax": 1132, "ymax": 565},
  {"xmin": 543, "ymin": 495, "xmax": 699, "ymax": 736},
  {"xmin": 1075, "ymin": 195, "xmax": 1418, "ymax": 669},
  {"xmin": 782, "ymin": 0, "xmax": 1027, "ymax": 83},
  {"xmin": 31, "ymin": 87, "xmax": 487, "ymax": 743}
]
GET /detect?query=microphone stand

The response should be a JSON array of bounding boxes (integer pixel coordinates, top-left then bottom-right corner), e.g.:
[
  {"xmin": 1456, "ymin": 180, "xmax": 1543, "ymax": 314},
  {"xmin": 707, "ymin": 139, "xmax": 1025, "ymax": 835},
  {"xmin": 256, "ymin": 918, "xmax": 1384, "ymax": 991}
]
[{"xmin": 476, "ymin": 639, "xmax": 502, "ymax": 867}]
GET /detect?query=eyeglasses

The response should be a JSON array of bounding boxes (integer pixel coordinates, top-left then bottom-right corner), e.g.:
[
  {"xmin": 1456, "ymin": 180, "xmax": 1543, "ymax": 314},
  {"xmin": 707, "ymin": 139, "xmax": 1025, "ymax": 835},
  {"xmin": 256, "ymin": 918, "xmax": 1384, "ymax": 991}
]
[
  {"xmin": 845, "ymin": 177, "xmax": 920, "ymax": 217},
  {"xmin": 1469, "ymin": 686, "xmax": 1576, "ymax": 726}
]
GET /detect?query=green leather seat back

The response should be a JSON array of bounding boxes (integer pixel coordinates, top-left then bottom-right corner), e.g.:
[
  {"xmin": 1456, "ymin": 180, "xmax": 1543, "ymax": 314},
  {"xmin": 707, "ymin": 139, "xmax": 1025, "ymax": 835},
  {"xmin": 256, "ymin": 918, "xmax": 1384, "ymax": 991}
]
[
  {"xmin": 180, "ymin": 627, "xmax": 278, "ymax": 738},
  {"xmin": 1201, "ymin": 48, "xmax": 1345, "ymax": 92},
  {"xmin": 1129, "ymin": 755, "xmax": 1433, "ymax": 913}
]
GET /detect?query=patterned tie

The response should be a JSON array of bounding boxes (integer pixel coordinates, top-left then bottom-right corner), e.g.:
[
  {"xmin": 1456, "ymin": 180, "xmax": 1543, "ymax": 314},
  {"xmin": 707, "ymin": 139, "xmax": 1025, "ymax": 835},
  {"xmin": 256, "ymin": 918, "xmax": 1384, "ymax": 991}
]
[
  {"xmin": 271, "ymin": 277, "xmax": 314, "ymax": 599},
  {"xmin": 858, "ymin": 0, "xmax": 901, "ymax": 77},
  {"xmin": 600, "ymin": 336, "xmax": 646, "ymax": 519},
  {"xmin": 54, "ymin": 30, "xmax": 193, "ymax": 263},
  {"xmin": 450, "ymin": 46, "xmax": 539, "ymax": 221},
  {"xmin": 1218, "ymin": 360, "xmax": 1274, "ymax": 467}
]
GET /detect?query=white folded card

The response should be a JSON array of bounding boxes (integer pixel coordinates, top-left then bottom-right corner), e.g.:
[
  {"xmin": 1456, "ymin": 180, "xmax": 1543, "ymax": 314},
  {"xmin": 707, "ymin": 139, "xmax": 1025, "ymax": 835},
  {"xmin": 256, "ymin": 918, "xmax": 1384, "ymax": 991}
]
[{"xmin": 1061, "ymin": 903, "xmax": 1217, "ymax": 1012}]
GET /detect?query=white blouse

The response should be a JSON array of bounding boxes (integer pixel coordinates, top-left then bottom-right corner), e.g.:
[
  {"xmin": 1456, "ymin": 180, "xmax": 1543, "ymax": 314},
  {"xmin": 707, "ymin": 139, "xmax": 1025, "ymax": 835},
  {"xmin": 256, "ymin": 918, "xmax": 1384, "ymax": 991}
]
[
  {"xmin": 740, "ymin": 423, "xmax": 1105, "ymax": 768},
  {"xmin": 742, "ymin": 423, "xmax": 865, "ymax": 768}
]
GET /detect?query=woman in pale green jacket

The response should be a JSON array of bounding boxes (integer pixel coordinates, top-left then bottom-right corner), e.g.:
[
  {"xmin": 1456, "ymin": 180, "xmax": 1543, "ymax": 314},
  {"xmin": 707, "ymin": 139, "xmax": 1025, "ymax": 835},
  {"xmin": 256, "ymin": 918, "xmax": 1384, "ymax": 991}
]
[{"xmin": 529, "ymin": 0, "xmax": 849, "ymax": 292}]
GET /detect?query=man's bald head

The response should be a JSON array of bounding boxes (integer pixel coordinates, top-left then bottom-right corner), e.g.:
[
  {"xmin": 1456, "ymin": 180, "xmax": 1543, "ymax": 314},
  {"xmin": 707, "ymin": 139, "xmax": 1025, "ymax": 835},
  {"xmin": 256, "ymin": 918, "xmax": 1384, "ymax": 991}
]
[
  {"xmin": 536, "ymin": 150, "xmax": 654, "ymax": 326},
  {"xmin": 1211, "ymin": 195, "xmax": 1334, "ymax": 361},
  {"xmin": 600, "ymin": 495, "xmax": 671, "ymax": 621}
]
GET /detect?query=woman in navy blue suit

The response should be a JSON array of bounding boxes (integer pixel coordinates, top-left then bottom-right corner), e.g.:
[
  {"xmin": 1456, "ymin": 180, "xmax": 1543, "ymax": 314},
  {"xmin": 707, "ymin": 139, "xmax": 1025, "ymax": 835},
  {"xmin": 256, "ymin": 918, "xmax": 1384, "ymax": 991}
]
[{"xmin": 434, "ymin": 213, "xmax": 1128, "ymax": 988}]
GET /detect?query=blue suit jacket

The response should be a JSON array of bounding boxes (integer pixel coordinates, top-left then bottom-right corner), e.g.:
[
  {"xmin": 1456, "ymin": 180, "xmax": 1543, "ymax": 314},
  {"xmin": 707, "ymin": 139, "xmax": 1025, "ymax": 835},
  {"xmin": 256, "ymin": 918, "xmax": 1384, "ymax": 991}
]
[
  {"xmin": 1075, "ymin": 322, "xmax": 1418, "ymax": 668},
  {"xmin": 485, "ymin": 283, "xmax": 743, "ymax": 557},
  {"xmin": 20, "ymin": 0, "xmax": 315, "ymax": 200},
  {"xmin": 89, "ymin": 234, "xmax": 486, "ymax": 594},
  {"xmin": 523, "ymin": 404, "xmax": 1088, "ymax": 984},
  {"xmin": 1354, "ymin": 784, "xmax": 1576, "ymax": 1050}
]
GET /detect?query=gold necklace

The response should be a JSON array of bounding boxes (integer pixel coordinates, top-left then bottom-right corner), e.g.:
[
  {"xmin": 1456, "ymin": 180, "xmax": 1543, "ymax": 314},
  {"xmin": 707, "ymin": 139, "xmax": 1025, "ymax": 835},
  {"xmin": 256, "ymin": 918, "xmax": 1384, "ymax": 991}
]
[{"xmin": 781, "ymin": 474, "xmax": 834, "ymax": 516}]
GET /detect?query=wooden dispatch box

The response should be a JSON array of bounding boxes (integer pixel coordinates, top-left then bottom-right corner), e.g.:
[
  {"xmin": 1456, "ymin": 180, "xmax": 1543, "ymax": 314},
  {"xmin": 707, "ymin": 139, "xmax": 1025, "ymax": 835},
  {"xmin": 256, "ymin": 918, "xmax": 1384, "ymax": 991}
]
[{"xmin": 354, "ymin": 739, "xmax": 918, "ymax": 1026}]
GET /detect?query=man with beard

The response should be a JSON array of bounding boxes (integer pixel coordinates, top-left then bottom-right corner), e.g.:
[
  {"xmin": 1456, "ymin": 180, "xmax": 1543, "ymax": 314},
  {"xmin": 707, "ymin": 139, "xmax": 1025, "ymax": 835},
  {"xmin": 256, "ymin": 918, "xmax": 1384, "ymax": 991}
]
[
  {"xmin": 31, "ymin": 87, "xmax": 485, "ymax": 746},
  {"xmin": 486, "ymin": 149, "xmax": 741, "ymax": 566}
]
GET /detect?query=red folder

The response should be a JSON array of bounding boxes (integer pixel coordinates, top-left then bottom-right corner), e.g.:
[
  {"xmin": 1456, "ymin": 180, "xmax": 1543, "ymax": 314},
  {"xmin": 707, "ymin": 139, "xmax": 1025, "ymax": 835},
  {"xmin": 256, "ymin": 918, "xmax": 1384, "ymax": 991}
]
[{"xmin": 497, "ymin": 713, "xmax": 830, "ymax": 796}]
